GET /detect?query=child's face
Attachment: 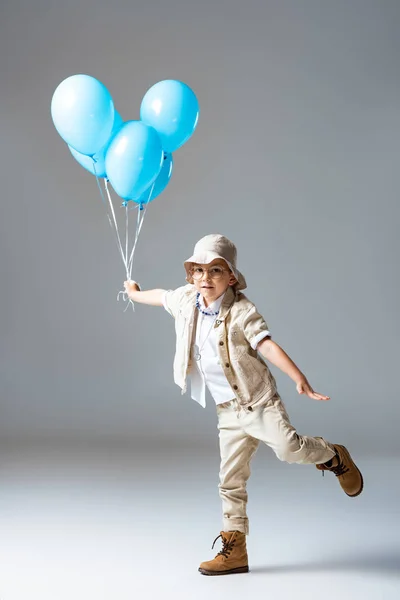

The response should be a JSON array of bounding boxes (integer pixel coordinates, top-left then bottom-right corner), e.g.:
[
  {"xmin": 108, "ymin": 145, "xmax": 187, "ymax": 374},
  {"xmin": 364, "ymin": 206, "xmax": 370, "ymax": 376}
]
[{"xmin": 190, "ymin": 259, "xmax": 237, "ymax": 305}]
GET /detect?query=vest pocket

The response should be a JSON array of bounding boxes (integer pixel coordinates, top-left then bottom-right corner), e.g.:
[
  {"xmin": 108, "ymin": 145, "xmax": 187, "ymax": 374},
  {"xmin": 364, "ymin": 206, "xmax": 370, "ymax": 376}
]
[
  {"xmin": 228, "ymin": 327, "xmax": 246, "ymax": 358},
  {"xmin": 249, "ymin": 354, "xmax": 273, "ymax": 387}
]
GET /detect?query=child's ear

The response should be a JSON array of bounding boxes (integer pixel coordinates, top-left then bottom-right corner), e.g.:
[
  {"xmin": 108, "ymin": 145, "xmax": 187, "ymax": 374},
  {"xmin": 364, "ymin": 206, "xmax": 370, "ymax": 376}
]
[{"xmin": 229, "ymin": 273, "xmax": 238, "ymax": 286}]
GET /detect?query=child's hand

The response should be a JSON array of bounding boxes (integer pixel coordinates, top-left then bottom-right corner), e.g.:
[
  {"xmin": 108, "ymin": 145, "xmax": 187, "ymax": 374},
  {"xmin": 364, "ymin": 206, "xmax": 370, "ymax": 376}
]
[
  {"xmin": 296, "ymin": 378, "xmax": 330, "ymax": 401},
  {"xmin": 124, "ymin": 280, "xmax": 140, "ymax": 299}
]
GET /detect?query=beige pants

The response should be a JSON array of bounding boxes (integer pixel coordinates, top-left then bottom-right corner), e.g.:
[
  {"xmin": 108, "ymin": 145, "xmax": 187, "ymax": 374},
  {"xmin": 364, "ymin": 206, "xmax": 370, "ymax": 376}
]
[{"xmin": 217, "ymin": 393, "xmax": 336, "ymax": 535}]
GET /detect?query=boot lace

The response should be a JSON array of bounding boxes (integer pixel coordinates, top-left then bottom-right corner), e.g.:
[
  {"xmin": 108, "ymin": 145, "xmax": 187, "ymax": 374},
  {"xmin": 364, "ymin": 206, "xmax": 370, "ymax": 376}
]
[
  {"xmin": 320, "ymin": 455, "xmax": 349, "ymax": 478},
  {"xmin": 331, "ymin": 460, "xmax": 349, "ymax": 477},
  {"xmin": 211, "ymin": 534, "xmax": 236, "ymax": 558}
]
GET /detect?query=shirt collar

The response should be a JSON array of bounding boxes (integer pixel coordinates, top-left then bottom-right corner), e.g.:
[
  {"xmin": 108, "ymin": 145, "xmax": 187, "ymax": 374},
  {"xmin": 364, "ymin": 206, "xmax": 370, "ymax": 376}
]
[{"xmin": 198, "ymin": 291, "xmax": 225, "ymax": 314}]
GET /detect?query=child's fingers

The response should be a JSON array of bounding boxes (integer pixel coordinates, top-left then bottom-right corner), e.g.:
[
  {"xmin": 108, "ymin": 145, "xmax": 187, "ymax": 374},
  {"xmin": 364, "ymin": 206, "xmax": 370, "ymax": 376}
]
[{"xmin": 313, "ymin": 392, "xmax": 330, "ymax": 401}]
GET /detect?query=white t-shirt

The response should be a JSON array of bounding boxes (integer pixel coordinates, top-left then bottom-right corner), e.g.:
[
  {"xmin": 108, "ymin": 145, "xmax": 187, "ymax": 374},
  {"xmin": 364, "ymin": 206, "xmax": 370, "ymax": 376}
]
[
  {"xmin": 190, "ymin": 293, "xmax": 235, "ymax": 407},
  {"xmin": 162, "ymin": 290, "xmax": 271, "ymax": 408}
]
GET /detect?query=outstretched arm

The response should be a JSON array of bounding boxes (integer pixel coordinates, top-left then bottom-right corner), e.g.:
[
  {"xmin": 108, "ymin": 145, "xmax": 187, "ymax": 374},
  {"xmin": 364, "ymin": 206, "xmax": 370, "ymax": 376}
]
[
  {"xmin": 257, "ymin": 338, "xmax": 330, "ymax": 401},
  {"xmin": 124, "ymin": 280, "xmax": 166, "ymax": 307}
]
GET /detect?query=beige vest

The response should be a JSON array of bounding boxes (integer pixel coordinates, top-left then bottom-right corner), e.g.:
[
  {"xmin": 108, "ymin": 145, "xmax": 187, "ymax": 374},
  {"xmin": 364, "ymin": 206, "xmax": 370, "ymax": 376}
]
[{"xmin": 164, "ymin": 285, "xmax": 277, "ymax": 407}]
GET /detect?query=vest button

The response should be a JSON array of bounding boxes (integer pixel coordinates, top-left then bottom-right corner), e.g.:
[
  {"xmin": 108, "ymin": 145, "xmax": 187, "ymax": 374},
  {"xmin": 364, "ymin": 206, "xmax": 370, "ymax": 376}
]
[
  {"xmin": 225, "ymin": 363, "xmax": 230, "ymax": 368},
  {"xmin": 233, "ymin": 385, "xmax": 238, "ymax": 390},
  {"xmin": 219, "ymin": 341, "xmax": 224, "ymax": 346},
  {"xmin": 248, "ymin": 406, "xmax": 253, "ymax": 412}
]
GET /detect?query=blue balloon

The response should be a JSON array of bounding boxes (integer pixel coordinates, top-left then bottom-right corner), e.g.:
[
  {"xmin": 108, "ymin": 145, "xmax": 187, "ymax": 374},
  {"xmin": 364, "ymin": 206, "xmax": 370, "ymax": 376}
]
[
  {"xmin": 134, "ymin": 152, "xmax": 173, "ymax": 205},
  {"xmin": 68, "ymin": 111, "xmax": 124, "ymax": 177},
  {"xmin": 140, "ymin": 80, "xmax": 199, "ymax": 153},
  {"xmin": 51, "ymin": 74, "xmax": 114, "ymax": 156},
  {"xmin": 105, "ymin": 121, "xmax": 163, "ymax": 201}
]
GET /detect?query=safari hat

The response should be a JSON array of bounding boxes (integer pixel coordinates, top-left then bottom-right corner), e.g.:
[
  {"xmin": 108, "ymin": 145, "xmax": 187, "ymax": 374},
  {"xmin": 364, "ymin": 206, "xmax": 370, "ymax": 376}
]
[{"xmin": 184, "ymin": 234, "xmax": 247, "ymax": 291}]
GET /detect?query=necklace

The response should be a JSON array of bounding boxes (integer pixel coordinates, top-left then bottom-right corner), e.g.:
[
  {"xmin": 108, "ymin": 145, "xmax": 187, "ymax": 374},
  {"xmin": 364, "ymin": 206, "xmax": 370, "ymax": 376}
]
[
  {"xmin": 195, "ymin": 293, "xmax": 220, "ymax": 317},
  {"xmin": 193, "ymin": 313, "xmax": 218, "ymax": 361}
]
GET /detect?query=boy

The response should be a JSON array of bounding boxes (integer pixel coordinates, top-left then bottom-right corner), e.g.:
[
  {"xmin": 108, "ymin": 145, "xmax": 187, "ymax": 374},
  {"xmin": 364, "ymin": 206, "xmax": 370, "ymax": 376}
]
[{"xmin": 124, "ymin": 233, "xmax": 363, "ymax": 576}]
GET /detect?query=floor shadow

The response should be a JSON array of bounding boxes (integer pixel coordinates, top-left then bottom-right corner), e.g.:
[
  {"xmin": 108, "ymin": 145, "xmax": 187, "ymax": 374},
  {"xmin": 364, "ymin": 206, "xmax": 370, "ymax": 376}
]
[{"xmin": 250, "ymin": 551, "xmax": 400, "ymax": 577}]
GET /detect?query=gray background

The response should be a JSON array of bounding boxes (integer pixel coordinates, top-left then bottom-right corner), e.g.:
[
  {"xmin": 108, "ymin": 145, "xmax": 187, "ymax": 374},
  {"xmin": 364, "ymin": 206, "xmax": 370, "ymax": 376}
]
[
  {"xmin": 1, "ymin": 2, "xmax": 400, "ymax": 599},
  {"xmin": 1, "ymin": 0, "xmax": 399, "ymax": 452}
]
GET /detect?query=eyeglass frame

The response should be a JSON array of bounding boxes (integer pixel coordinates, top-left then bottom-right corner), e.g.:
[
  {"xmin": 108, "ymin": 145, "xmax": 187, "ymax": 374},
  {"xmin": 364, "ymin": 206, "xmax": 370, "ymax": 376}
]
[{"xmin": 189, "ymin": 264, "xmax": 232, "ymax": 281}]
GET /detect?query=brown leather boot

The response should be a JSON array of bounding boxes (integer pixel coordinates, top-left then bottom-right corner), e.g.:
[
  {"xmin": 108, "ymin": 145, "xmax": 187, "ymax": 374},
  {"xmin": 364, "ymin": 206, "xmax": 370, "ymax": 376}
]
[
  {"xmin": 316, "ymin": 444, "xmax": 363, "ymax": 497},
  {"xmin": 198, "ymin": 531, "xmax": 249, "ymax": 576}
]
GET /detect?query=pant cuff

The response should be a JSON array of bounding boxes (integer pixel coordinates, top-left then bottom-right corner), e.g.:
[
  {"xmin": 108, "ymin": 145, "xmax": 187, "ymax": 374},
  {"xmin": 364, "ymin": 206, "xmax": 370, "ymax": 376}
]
[
  {"xmin": 313, "ymin": 442, "xmax": 336, "ymax": 464},
  {"xmin": 223, "ymin": 517, "xmax": 249, "ymax": 535}
]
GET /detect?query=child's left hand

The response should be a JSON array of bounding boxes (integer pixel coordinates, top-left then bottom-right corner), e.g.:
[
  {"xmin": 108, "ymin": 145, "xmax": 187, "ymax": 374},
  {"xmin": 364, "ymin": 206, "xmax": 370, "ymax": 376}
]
[{"xmin": 296, "ymin": 378, "xmax": 330, "ymax": 401}]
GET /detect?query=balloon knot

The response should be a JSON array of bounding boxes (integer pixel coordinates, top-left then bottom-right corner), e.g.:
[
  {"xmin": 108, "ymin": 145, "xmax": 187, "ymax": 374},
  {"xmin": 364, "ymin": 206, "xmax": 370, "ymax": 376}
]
[{"xmin": 117, "ymin": 290, "xmax": 135, "ymax": 312}]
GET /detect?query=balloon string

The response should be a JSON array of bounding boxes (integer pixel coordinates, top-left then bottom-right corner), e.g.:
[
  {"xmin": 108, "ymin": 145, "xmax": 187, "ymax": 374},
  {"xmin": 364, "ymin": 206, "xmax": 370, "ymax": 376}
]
[
  {"xmin": 92, "ymin": 159, "xmax": 133, "ymax": 311},
  {"xmin": 127, "ymin": 202, "xmax": 145, "ymax": 278},
  {"xmin": 92, "ymin": 160, "xmax": 128, "ymax": 277},
  {"xmin": 127, "ymin": 182, "xmax": 154, "ymax": 278},
  {"xmin": 115, "ymin": 198, "xmax": 147, "ymax": 312},
  {"xmin": 119, "ymin": 186, "xmax": 152, "ymax": 311},
  {"xmin": 92, "ymin": 158, "xmax": 153, "ymax": 313},
  {"xmin": 101, "ymin": 180, "xmax": 136, "ymax": 312},
  {"xmin": 125, "ymin": 202, "xmax": 129, "ymax": 267},
  {"xmin": 104, "ymin": 179, "xmax": 129, "ymax": 278}
]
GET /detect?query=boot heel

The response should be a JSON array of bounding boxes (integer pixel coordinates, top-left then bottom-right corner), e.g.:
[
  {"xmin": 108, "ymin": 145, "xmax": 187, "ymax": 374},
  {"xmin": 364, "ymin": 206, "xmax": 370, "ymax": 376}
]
[{"xmin": 230, "ymin": 565, "xmax": 249, "ymax": 574}]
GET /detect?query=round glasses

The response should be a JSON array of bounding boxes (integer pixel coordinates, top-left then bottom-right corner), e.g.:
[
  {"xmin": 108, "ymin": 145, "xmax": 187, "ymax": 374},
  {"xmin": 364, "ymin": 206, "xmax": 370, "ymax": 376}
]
[{"xmin": 190, "ymin": 266, "xmax": 228, "ymax": 281}]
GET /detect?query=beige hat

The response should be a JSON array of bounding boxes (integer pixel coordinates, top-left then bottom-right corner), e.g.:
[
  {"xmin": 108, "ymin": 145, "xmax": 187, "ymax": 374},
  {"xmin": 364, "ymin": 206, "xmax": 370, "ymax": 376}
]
[{"xmin": 184, "ymin": 234, "xmax": 247, "ymax": 291}]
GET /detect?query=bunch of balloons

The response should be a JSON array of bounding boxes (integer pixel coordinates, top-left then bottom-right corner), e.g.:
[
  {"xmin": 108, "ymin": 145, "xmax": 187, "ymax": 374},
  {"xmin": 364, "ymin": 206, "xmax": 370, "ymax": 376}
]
[
  {"xmin": 51, "ymin": 74, "xmax": 199, "ymax": 205},
  {"xmin": 51, "ymin": 74, "xmax": 199, "ymax": 310}
]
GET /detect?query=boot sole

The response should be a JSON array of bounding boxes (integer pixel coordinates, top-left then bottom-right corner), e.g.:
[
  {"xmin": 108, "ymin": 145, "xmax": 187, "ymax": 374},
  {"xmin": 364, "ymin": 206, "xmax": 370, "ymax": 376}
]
[
  {"xmin": 198, "ymin": 565, "xmax": 249, "ymax": 576},
  {"xmin": 334, "ymin": 444, "xmax": 364, "ymax": 497}
]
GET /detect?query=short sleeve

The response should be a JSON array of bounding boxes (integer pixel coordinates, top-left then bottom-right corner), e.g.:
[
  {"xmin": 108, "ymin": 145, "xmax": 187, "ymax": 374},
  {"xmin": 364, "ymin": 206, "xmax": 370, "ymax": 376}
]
[
  {"xmin": 242, "ymin": 305, "xmax": 271, "ymax": 350},
  {"xmin": 162, "ymin": 285, "xmax": 189, "ymax": 319}
]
